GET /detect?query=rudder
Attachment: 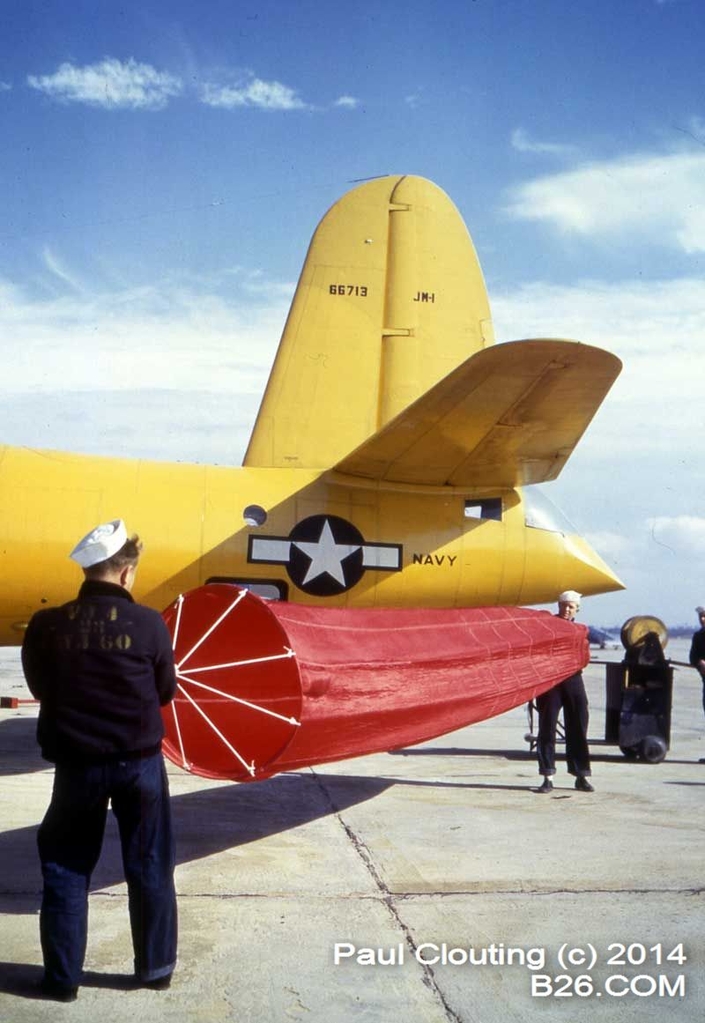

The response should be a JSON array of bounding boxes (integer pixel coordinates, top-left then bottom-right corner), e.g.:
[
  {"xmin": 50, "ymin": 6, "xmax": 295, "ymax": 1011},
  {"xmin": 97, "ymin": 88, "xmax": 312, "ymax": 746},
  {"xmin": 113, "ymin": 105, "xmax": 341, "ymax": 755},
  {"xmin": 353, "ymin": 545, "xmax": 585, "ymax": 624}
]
[{"xmin": 243, "ymin": 175, "xmax": 494, "ymax": 469}]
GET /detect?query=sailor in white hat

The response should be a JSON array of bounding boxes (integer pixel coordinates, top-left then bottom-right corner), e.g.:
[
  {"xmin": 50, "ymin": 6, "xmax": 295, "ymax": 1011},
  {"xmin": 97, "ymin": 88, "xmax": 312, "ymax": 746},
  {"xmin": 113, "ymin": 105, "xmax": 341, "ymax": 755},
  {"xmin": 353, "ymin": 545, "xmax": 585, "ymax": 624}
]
[
  {"xmin": 69, "ymin": 519, "xmax": 128, "ymax": 568},
  {"xmin": 534, "ymin": 589, "xmax": 593, "ymax": 794},
  {"xmin": 558, "ymin": 590, "xmax": 582, "ymax": 609}
]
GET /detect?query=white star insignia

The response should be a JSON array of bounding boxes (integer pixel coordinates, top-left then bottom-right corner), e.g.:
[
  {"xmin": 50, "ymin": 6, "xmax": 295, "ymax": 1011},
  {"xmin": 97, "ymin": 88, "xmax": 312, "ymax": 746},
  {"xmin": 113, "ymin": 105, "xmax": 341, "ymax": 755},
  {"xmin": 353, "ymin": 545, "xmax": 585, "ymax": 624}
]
[{"xmin": 293, "ymin": 519, "xmax": 361, "ymax": 586}]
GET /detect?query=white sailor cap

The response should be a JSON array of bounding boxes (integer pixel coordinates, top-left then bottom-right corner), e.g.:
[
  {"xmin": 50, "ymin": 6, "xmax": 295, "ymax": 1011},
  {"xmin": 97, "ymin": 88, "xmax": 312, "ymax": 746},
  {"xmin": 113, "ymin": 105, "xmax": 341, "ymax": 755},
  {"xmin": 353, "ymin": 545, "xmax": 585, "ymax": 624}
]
[
  {"xmin": 558, "ymin": 590, "xmax": 582, "ymax": 604},
  {"xmin": 69, "ymin": 519, "xmax": 128, "ymax": 568}
]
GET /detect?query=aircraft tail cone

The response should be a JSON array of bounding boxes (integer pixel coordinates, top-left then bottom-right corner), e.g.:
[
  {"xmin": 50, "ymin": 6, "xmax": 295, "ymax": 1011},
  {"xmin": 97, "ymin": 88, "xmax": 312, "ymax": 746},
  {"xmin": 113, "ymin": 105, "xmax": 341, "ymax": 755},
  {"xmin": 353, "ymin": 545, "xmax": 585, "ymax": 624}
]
[
  {"xmin": 161, "ymin": 584, "xmax": 589, "ymax": 782},
  {"xmin": 563, "ymin": 535, "xmax": 625, "ymax": 597}
]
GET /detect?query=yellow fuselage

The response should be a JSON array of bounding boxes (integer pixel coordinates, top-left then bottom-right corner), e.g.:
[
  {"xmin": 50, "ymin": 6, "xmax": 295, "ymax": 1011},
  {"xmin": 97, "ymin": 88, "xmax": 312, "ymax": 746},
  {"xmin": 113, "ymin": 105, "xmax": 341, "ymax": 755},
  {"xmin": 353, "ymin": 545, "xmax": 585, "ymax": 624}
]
[{"xmin": 0, "ymin": 444, "xmax": 620, "ymax": 644}]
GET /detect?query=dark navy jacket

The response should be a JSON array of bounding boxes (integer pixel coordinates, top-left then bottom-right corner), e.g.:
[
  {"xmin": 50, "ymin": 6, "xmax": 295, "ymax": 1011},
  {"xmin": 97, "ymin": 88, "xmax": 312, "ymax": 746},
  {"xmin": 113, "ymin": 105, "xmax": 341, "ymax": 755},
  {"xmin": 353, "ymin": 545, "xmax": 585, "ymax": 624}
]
[
  {"xmin": 21, "ymin": 580, "xmax": 177, "ymax": 764},
  {"xmin": 689, "ymin": 628, "xmax": 705, "ymax": 676}
]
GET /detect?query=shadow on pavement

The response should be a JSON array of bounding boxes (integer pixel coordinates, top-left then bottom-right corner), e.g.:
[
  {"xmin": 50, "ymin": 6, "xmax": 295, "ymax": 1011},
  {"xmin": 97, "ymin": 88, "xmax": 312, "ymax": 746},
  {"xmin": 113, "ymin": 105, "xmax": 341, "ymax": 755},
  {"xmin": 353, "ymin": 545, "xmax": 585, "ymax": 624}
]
[
  {"xmin": 0, "ymin": 960, "xmax": 137, "ymax": 999},
  {"xmin": 0, "ymin": 771, "xmax": 396, "ymax": 913},
  {"xmin": 389, "ymin": 744, "xmax": 699, "ymax": 766},
  {"xmin": 0, "ymin": 717, "xmax": 46, "ymax": 776}
]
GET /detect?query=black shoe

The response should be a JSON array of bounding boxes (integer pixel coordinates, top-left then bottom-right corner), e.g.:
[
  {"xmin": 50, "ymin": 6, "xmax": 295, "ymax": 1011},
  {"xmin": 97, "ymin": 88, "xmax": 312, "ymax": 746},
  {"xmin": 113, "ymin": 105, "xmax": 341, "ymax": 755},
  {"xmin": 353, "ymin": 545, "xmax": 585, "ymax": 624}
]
[
  {"xmin": 536, "ymin": 778, "xmax": 553, "ymax": 793},
  {"xmin": 39, "ymin": 978, "xmax": 78, "ymax": 1002},
  {"xmin": 575, "ymin": 777, "xmax": 594, "ymax": 792},
  {"xmin": 138, "ymin": 974, "xmax": 172, "ymax": 990}
]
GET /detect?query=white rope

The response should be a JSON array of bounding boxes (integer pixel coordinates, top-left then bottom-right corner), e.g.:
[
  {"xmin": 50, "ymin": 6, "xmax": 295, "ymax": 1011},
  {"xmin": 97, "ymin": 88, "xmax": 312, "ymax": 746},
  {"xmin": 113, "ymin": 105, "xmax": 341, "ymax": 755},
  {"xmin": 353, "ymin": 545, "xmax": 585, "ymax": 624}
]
[
  {"xmin": 170, "ymin": 691, "xmax": 189, "ymax": 768},
  {"xmin": 177, "ymin": 671, "xmax": 301, "ymax": 726},
  {"xmin": 181, "ymin": 647, "xmax": 296, "ymax": 674},
  {"xmin": 171, "ymin": 594, "xmax": 185, "ymax": 653},
  {"xmin": 176, "ymin": 588, "xmax": 248, "ymax": 670},
  {"xmin": 177, "ymin": 683, "xmax": 256, "ymax": 776}
]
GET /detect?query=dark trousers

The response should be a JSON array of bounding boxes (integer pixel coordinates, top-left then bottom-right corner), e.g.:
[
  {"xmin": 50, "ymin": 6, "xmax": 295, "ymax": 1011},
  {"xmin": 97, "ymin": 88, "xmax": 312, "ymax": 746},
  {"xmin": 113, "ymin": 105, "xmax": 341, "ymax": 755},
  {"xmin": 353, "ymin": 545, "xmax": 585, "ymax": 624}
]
[
  {"xmin": 536, "ymin": 672, "xmax": 591, "ymax": 778},
  {"xmin": 37, "ymin": 752, "xmax": 177, "ymax": 989}
]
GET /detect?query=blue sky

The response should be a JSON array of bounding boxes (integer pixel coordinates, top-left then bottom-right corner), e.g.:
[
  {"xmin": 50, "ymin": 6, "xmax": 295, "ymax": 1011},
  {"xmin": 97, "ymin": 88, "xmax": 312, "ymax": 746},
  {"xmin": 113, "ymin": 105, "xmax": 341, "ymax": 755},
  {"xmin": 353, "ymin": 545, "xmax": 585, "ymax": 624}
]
[{"xmin": 1, "ymin": 0, "xmax": 704, "ymax": 628}]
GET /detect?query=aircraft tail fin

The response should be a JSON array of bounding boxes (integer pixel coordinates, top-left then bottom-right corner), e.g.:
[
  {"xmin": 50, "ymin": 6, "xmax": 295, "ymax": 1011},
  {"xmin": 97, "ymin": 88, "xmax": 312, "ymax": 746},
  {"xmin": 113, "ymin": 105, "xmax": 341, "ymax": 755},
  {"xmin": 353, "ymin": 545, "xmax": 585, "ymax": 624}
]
[
  {"xmin": 243, "ymin": 175, "xmax": 494, "ymax": 469},
  {"xmin": 333, "ymin": 339, "xmax": 622, "ymax": 488}
]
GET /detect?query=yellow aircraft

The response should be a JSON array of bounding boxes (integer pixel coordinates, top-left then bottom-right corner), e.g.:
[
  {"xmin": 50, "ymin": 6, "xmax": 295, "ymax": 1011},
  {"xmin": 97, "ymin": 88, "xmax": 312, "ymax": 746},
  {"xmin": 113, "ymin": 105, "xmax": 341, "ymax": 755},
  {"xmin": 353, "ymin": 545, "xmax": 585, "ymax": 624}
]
[{"xmin": 0, "ymin": 174, "xmax": 623, "ymax": 645}]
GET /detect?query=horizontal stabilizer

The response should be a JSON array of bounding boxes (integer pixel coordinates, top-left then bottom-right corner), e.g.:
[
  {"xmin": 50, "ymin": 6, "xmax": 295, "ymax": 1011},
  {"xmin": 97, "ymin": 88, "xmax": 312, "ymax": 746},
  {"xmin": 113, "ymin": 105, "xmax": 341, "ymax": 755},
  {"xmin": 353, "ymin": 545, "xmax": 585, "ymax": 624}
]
[{"xmin": 333, "ymin": 339, "xmax": 622, "ymax": 488}]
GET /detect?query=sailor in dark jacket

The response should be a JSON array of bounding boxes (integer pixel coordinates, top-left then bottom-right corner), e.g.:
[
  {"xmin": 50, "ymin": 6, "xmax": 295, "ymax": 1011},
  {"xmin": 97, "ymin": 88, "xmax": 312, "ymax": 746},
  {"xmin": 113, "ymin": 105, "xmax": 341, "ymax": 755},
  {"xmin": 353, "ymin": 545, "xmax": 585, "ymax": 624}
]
[
  {"xmin": 22, "ymin": 519, "xmax": 177, "ymax": 1001},
  {"xmin": 688, "ymin": 606, "xmax": 705, "ymax": 717},
  {"xmin": 534, "ymin": 590, "xmax": 594, "ymax": 794}
]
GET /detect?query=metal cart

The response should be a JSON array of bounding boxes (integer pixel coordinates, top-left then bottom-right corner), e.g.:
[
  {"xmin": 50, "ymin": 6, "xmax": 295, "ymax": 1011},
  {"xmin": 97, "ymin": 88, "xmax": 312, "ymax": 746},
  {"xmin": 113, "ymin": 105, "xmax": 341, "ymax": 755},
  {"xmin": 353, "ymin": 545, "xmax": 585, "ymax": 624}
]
[
  {"xmin": 526, "ymin": 615, "xmax": 673, "ymax": 764},
  {"xmin": 604, "ymin": 615, "xmax": 672, "ymax": 763}
]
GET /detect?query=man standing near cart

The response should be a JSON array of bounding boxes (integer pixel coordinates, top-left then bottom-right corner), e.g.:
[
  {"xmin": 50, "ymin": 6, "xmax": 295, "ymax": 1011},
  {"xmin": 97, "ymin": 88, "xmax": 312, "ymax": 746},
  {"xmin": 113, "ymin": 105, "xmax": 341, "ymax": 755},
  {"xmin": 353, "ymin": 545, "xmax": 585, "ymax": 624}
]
[
  {"xmin": 689, "ymin": 606, "xmax": 705, "ymax": 720},
  {"xmin": 535, "ymin": 590, "xmax": 594, "ymax": 793},
  {"xmin": 689, "ymin": 606, "xmax": 705, "ymax": 763},
  {"xmin": 21, "ymin": 520, "xmax": 178, "ymax": 1001}
]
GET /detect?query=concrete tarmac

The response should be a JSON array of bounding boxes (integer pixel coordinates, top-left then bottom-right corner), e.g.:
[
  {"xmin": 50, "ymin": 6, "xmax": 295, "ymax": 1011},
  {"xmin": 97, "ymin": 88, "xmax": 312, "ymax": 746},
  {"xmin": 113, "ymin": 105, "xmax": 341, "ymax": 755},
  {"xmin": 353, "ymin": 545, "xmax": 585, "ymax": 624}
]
[{"xmin": 1, "ymin": 641, "xmax": 703, "ymax": 1022}]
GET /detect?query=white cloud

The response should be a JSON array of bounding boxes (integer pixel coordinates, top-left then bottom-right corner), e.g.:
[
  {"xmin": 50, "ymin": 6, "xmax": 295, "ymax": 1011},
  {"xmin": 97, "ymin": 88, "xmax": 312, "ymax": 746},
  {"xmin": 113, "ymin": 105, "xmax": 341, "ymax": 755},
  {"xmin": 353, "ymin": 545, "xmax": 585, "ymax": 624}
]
[
  {"xmin": 0, "ymin": 81, "xmax": 11, "ymax": 92},
  {"xmin": 504, "ymin": 150, "xmax": 705, "ymax": 252},
  {"xmin": 24, "ymin": 59, "xmax": 326, "ymax": 114},
  {"xmin": 584, "ymin": 531, "xmax": 633, "ymax": 561},
  {"xmin": 42, "ymin": 247, "xmax": 84, "ymax": 292},
  {"xmin": 511, "ymin": 128, "xmax": 576, "ymax": 157},
  {"xmin": 0, "ymin": 274, "xmax": 290, "ymax": 399},
  {"xmin": 27, "ymin": 58, "xmax": 183, "ymax": 110},
  {"xmin": 334, "ymin": 95, "xmax": 359, "ymax": 110},
  {"xmin": 646, "ymin": 516, "xmax": 705, "ymax": 556},
  {"xmin": 492, "ymin": 275, "xmax": 705, "ymax": 462},
  {"xmin": 0, "ymin": 269, "xmax": 297, "ymax": 465},
  {"xmin": 200, "ymin": 76, "xmax": 307, "ymax": 111}
]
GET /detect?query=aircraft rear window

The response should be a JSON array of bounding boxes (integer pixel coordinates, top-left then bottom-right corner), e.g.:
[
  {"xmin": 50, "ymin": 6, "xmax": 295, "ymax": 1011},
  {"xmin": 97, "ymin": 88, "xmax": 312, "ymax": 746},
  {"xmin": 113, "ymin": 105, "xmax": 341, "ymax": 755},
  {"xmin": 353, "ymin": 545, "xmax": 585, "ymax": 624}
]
[
  {"xmin": 523, "ymin": 487, "xmax": 577, "ymax": 535},
  {"xmin": 464, "ymin": 499, "xmax": 502, "ymax": 521}
]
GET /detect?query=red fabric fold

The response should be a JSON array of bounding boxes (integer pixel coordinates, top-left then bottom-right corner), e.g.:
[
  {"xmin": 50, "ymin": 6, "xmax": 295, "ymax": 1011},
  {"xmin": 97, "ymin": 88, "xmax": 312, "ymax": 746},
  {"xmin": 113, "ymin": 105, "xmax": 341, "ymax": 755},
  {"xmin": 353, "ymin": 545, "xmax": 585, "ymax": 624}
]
[{"xmin": 161, "ymin": 586, "xmax": 588, "ymax": 781}]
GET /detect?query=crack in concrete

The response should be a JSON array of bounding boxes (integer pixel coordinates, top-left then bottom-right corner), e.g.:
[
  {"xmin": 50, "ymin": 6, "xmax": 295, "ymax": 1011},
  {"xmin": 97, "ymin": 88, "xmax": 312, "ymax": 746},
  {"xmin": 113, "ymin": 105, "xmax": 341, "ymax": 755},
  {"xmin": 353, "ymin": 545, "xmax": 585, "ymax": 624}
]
[
  {"xmin": 311, "ymin": 771, "xmax": 468, "ymax": 1023},
  {"xmin": 3, "ymin": 885, "xmax": 703, "ymax": 901}
]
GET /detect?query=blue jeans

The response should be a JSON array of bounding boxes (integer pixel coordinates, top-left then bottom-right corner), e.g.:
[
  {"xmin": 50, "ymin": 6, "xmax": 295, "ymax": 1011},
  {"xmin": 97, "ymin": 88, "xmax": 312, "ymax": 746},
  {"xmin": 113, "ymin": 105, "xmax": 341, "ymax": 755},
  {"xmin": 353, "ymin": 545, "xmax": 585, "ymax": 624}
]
[{"xmin": 37, "ymin": 752, "xmax": 177, "ymax": 989}]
